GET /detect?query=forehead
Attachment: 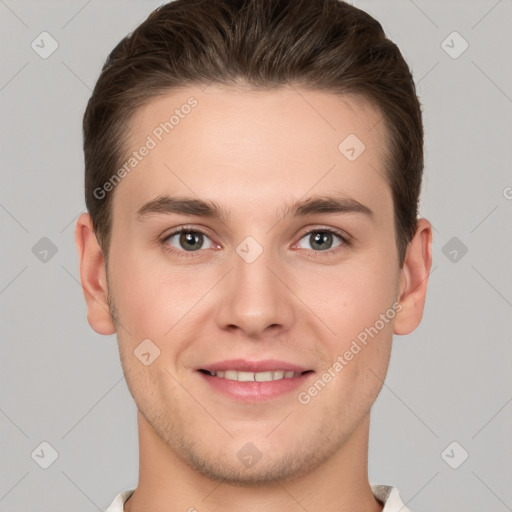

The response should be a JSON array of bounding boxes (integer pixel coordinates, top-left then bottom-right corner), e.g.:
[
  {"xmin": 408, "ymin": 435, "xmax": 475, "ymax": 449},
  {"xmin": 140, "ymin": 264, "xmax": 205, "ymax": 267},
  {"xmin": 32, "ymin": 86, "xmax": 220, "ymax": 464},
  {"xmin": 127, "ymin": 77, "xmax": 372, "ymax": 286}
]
[{"xmin": 112, "ymin": 84, "xmax": 391, "ymax": 220}]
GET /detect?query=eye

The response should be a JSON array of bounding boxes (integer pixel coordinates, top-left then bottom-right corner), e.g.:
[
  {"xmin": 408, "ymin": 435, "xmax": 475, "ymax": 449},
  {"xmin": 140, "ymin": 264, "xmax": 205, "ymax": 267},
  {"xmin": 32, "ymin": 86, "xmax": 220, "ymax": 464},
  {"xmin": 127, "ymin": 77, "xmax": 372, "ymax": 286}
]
[
  {"xmin": 160, "ymin": 225, "xmax": 350, "ymax": 259},
  {"xmin": 163, "ymin": 228, "xmax": 215, "ymax": 254},
  {"xmin": 296, "ymin": 228, "xmax": 348, "ymax": 253}
]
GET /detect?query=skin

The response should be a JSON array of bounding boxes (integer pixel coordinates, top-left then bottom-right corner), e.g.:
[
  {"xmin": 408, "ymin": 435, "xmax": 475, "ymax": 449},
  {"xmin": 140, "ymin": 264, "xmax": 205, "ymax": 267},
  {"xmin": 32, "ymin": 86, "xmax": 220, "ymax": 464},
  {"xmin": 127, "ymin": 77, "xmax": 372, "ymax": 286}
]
[{"xmin": 75, "ymin": 84, "xmax": 432, "ymax": 512}]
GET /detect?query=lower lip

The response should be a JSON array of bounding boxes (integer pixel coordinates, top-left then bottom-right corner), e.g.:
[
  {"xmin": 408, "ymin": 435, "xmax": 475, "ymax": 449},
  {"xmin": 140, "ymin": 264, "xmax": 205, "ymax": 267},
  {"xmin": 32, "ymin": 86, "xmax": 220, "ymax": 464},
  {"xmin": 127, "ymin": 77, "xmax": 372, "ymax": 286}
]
[{"xmin": 198, "ymin": 371, "xmax": 314, "ymax": 401}]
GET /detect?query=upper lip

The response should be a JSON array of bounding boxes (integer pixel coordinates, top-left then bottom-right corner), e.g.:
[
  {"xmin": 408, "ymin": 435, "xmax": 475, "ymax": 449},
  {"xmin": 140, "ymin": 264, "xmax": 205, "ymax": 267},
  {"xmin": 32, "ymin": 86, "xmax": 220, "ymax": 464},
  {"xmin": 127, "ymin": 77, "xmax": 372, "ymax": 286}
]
[{"xmin": 198, "ymin": 359, "xmax": 312, "ymax": 373}]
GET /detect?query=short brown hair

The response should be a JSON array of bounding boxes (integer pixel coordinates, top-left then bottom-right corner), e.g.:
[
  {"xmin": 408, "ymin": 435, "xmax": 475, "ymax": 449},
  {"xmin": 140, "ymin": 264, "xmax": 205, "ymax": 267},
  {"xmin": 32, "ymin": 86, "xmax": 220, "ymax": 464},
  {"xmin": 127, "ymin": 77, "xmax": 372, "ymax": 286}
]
[{"xmin": 83, "ymin": 0, "xmax": 423, "ymax": 266}]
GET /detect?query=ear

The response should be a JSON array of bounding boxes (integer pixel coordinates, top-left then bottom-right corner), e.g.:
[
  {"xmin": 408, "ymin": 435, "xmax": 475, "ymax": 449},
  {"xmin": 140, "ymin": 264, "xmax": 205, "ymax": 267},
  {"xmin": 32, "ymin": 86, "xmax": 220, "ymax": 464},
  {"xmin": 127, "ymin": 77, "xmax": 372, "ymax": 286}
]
[
  {"xmin": 74, "ymin": 213, "xmax": 116, "ymax": 335},
  {"xmin": 394, "ymin": 218, "xmax": 433, "ymax": 335}
]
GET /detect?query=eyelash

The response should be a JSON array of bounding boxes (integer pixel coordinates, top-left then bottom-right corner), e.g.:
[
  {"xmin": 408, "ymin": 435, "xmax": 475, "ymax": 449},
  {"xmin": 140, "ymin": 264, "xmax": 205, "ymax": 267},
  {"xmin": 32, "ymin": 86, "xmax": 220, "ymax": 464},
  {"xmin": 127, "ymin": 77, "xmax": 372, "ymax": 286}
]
[{"xmin": 160, "ymin": 225, "xmax": 351, "ymax": 259}]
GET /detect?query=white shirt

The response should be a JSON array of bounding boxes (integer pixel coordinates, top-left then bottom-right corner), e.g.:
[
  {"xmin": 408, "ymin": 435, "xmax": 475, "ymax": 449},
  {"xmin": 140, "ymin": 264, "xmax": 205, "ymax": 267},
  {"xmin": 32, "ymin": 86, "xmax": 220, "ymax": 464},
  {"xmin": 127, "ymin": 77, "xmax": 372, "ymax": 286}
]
[{"xmin": 105, "ymin": 484, "xmax": 412, "ymax": 511}]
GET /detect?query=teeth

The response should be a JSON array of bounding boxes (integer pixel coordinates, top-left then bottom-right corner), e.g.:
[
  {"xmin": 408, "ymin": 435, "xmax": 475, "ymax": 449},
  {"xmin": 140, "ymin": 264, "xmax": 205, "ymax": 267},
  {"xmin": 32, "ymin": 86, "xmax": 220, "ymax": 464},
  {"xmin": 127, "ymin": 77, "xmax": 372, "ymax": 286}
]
[
  {"xmin": 255, "ymin": 371, "xmax": 273, "ymax": 382},
  {"xmin": 206, "ymin": 370, "xmax": 303, "ymax": 381},
  {"xmin": 237, "ymin": 371, "xmax": 255, "ymax": 382}
]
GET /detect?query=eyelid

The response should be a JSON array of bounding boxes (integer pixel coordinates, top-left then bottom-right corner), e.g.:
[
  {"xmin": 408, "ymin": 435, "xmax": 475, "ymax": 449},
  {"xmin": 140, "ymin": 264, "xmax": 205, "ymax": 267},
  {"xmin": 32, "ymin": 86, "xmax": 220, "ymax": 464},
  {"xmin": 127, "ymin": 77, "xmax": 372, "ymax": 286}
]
[
  {"xmin": 295, "ymin": 225, "xmax": 351, "ymax": 245},
  {"xmin": 160, "ymin": 225, "xmax": 216, "ymax": 258},
  {"xmin": 292, "ymin": 225, "xmax": 351, "ymax": 256},
  {"xmin": 160, "ymin": 224, "xmax": 351, "ymax": 257},
  {"xmin": 161, "ymin": 224, "xmax": 213, "ymax": 241}
]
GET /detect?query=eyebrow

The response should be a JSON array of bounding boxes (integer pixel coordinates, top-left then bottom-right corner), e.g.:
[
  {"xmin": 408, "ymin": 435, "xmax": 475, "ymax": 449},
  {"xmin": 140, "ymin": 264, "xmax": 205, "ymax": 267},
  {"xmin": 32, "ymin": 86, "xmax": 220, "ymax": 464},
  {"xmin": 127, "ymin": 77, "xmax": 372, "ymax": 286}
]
[{"xmin": 136, "ymin": 194, "xmax": 373, "ymax": 222}]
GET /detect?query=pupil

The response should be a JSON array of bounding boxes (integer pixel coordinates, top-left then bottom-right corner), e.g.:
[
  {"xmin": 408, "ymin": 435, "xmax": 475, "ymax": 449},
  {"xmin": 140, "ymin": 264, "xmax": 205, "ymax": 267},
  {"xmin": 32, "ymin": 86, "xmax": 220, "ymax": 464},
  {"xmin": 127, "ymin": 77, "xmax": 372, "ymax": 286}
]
[
  {"xmin": 311, "ymin": 232, "xmax": 332, "ymax": 251},
  {"xmin": 177, "ymin": 231, "xmax": 333, "ymax": 252},
  {"xmin": 180, "ymin": 231, "xmax": 203, "ymax": 251}
]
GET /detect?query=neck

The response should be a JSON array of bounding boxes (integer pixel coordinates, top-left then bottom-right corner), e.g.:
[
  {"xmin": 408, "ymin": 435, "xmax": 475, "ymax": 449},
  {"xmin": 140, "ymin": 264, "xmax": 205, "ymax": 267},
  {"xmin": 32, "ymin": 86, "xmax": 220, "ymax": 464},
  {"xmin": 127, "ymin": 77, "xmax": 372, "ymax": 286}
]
[{"xmin": 124, "ymin": 411, "xmax": 383, "ymax": 512}]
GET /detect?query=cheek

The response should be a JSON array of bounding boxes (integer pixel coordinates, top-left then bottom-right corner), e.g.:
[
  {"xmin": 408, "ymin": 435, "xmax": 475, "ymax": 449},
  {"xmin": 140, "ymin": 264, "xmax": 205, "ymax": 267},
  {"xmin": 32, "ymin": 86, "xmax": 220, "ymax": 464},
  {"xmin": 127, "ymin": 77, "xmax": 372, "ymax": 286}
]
[
  {"xmin": 302, "ymin": 253, "xmax": 399, "ymax": 342},
  {"xmin": 108, "ymin": 249, "xmax": 215, "ymax": 341},
  {"xmin": 298, "ymin": 286, "xmax": 395, "ymax": 420},
  {"xmin": 301, "ymin": 250, "xmax": 399, "ymax": 403}
]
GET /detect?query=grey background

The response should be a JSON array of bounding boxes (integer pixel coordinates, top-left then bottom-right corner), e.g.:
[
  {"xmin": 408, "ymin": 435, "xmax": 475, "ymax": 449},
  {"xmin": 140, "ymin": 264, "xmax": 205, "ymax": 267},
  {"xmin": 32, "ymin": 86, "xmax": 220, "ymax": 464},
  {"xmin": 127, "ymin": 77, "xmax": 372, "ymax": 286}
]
[{"xmin": 1, "ymin": 0, "xmax": 511, "ymax": 511}]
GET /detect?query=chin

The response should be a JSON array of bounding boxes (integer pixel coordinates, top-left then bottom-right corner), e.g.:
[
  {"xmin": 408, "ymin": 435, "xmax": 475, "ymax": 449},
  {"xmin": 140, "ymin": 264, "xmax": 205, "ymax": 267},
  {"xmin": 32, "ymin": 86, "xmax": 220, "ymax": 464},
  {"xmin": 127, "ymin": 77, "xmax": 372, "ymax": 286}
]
[{"xmin": 179, "ymin": 437, "xmax": 329, "ymax": 487}]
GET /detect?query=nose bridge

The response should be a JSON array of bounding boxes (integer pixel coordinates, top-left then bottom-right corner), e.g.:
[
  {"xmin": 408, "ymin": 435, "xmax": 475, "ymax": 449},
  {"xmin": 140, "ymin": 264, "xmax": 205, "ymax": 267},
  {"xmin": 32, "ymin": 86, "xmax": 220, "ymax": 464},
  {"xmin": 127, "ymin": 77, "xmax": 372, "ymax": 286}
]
[{"xmin": 214, "ymin": 234, "xmax": 294, "ymax": 336}]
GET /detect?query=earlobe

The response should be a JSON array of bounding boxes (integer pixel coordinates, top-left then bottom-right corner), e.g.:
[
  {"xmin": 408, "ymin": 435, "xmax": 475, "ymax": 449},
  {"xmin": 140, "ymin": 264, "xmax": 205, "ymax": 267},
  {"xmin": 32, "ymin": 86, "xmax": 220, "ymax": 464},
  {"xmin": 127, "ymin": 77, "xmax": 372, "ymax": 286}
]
[
  {"xmin": 394, "ymin": 218, "xmax": 433, "ymax": 335},
  {"xmin": 74, "ymin": 213, "xmax": 116, "ymax": 335}
]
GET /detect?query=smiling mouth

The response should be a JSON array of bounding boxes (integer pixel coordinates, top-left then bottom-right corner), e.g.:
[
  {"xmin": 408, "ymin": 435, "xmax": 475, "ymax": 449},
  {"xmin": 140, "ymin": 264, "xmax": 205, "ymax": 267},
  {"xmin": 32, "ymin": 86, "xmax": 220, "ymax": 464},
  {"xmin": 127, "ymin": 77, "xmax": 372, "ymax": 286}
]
[{"xmin": 198, "ymin": 369, "xmax": 313, "ymax": 382}]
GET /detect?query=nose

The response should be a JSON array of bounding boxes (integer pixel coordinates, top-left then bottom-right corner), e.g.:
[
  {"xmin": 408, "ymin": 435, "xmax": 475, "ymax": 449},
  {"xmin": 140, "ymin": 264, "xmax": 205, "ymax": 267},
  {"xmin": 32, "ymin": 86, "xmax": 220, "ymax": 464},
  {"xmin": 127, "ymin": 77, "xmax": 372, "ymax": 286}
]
[{"xmin": 214, "ymin": 241, "xmax": 295, "ymax": 339}]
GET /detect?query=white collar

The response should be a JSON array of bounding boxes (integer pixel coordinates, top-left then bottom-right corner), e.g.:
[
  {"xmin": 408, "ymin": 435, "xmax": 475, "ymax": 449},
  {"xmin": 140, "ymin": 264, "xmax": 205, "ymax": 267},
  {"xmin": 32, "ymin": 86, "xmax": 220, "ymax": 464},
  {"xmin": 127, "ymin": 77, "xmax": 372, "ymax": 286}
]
[{"xmin": 105, "ymin": 484, "xmax": 411, "ymax": 512}]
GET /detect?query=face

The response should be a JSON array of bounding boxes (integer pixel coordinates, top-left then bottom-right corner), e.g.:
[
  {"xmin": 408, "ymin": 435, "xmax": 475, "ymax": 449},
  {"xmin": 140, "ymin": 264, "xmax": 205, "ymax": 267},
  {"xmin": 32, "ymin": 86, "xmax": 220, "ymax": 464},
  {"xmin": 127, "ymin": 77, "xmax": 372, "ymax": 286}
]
[{"xmin": 103, "ymin": 84, "xmax": 403, "ymax": 483}]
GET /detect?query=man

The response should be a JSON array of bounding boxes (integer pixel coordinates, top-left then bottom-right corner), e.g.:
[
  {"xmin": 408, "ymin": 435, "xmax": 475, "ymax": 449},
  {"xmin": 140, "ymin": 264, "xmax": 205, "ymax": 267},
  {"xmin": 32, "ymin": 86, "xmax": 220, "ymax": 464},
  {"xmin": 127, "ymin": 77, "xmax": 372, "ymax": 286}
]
[{"xmin": 75, "ymin": 0, "xmax": 432, "ymax": 510}]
